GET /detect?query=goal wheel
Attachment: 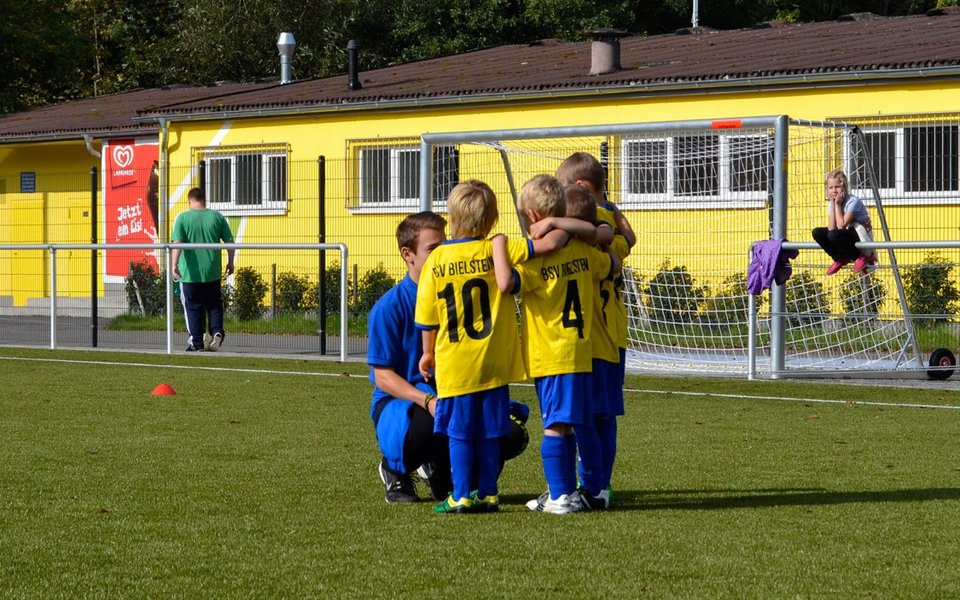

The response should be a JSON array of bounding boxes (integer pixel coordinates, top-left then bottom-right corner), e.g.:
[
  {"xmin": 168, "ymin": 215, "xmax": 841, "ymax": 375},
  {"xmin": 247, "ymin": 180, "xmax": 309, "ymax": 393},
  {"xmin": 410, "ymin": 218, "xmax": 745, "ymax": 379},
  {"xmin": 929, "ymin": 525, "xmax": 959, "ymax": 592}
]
[{"xmin": 927, "ymin": 348, "xmax": 956, "ymax": 381}]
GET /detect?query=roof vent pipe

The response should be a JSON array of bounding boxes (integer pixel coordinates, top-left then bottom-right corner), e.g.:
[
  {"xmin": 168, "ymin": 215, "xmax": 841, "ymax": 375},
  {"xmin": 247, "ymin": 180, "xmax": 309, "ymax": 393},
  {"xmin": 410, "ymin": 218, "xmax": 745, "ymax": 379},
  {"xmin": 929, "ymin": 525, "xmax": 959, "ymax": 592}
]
[
  {"xmin": 589, "ymin": 28, "xmax": 625, "ymax": 75},
  {"xmin": 348, "ymin": 39, "xmax": 362, "ymax": 90},
  {"xmin": 277, "ymin": 32, "xmax": 296, "ymax": 84}
]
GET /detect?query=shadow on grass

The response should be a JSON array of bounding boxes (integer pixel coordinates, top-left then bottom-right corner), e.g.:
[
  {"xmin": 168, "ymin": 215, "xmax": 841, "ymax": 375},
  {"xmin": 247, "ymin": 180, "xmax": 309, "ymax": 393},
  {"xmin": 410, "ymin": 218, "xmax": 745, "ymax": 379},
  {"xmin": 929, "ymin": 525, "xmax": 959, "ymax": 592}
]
[{"xmin": 610, "ymin": 487, "xmax": 960, "ymax": 511}]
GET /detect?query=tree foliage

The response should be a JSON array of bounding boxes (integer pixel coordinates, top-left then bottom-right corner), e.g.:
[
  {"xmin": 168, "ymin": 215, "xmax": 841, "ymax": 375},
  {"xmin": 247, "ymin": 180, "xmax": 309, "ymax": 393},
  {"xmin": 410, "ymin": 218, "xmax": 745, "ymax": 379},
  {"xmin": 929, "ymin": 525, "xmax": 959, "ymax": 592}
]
[
  {"xmin": 0, "ymin": 0, "xmax": 942, "ymax": 114},
  {"xmin": 0, "ymin": 0, "xmax": 87, "ymax": 112}
]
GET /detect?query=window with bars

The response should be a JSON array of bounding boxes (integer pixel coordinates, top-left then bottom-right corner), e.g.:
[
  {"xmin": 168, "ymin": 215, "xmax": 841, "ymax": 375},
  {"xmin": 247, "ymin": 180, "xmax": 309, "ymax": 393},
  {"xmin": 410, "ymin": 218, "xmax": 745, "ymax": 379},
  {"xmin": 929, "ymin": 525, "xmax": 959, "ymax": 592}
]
[
  {"xmin": 621, "ymin": 134, "xmax": 772, "ymax": 207},
  {"xmin": 198, "ymin": 145, "xmax": 289, "ymax": 215},
  {"xmin": 352, "ymin": 142, "xmax": 459, "ymax": 210},
  {"xmin": 848, "ymin": 124, "xmax": 960, "ymax": 199}
]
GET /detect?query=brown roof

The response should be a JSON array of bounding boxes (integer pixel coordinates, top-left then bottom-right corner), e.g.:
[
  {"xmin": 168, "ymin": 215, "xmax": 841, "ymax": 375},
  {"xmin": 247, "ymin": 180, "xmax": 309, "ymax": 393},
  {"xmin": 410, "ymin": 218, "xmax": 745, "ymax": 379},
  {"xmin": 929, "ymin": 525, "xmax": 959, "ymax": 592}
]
[
  {"xmin": 0, "ymin": 83, "xmax": 274, "ymax": 141},
  {"xmin": 3, "ymin": 9, "xmax": 960, "ymax": 141}
]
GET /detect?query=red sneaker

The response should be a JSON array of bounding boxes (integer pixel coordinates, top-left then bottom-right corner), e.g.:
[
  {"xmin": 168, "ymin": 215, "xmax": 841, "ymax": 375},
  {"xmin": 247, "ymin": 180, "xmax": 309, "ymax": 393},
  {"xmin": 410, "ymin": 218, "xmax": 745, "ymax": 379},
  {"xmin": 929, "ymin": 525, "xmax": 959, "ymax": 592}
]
[
  {"xmin": 853, "ymin": 254, "xmax": 877, "ymax": 274},
  {"xmin": 825, "ymin": 259, "xmax": 849, "ymax": 275},
  {"xmin": 853, "ymin": 255, "xmax": 869, "ymax": 273}
]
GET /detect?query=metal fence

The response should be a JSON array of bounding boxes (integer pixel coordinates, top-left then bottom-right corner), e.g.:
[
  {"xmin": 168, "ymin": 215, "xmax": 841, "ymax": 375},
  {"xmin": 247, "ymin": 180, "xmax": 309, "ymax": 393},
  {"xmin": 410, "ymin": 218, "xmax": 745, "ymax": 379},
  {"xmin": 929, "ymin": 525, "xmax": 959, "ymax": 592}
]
[
  {"xmin": 0, "ymin": 242, "xmax": 352, "ymax": 359},
  {"xmin": 749, "ymin": 240, "xmax": 960, "ymax": 381},
  {"xmin": 3, "ymin": 112, "xmax": 959, "ymax": 368}
]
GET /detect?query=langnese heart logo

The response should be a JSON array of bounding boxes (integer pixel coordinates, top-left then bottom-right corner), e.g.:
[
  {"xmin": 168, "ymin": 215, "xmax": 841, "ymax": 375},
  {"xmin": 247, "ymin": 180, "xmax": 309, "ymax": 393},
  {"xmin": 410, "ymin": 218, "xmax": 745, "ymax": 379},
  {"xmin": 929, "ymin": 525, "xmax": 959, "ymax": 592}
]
[{"xmin": 113, "ymin": 145, "xmax": 134, "ymax": 168}]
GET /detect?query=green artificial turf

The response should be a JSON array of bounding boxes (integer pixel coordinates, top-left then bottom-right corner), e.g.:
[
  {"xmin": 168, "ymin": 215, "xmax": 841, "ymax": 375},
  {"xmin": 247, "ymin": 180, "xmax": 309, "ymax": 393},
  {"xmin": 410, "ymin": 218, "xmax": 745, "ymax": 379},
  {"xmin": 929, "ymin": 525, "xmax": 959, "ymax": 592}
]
[{"xmin": 1, "ymin": 347, "xmax": 959, "ymax": 598}]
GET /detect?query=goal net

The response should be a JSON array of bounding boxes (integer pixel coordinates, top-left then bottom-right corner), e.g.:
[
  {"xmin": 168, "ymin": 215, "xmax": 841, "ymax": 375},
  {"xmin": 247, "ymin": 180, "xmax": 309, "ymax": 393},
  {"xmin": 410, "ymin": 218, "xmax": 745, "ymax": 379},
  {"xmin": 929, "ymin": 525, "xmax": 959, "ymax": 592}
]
[{"xmin": 420, "ymin": 117, "xmax": 923, "ymax": 378}]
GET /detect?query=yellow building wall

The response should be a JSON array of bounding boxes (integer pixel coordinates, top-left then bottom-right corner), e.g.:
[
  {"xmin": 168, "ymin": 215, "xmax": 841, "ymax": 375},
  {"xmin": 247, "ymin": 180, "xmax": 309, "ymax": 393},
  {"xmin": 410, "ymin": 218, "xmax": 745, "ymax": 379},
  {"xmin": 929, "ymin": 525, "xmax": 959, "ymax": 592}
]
[
  {"xmin": 0, "ymin": 194, "xmax": 47, "ymax": 305},
  {"xmin": 0, "ymin": 142, "xmax": 103, "ymax": 302},
  {"xmin": 163, "ymin": 79, "xmax": 960, "ymax": 287},
  {"xmin": 3, "ymin": 80, "xmax": 959, "ymax": 306}
]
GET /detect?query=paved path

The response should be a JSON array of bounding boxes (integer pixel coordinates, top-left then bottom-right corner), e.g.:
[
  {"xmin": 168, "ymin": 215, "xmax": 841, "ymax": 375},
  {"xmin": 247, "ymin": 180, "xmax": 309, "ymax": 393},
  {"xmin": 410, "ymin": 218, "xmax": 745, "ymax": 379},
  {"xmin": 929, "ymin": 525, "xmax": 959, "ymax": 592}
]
[{"xmin": 0, "ymin": 315, "xmax": 368, "ymax": 361}]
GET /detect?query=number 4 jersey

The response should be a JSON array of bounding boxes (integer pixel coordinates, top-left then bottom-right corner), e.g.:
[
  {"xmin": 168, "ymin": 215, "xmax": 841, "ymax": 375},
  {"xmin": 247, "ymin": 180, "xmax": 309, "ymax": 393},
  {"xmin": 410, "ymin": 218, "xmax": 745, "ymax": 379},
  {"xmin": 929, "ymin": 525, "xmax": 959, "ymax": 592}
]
[
  {"xmin": 514, "ymin": 239, "xmax": 614, "ymax": 378},
  {"xmin": 415, "ymin": 237, "xmax": 532, "ymax": 398}
]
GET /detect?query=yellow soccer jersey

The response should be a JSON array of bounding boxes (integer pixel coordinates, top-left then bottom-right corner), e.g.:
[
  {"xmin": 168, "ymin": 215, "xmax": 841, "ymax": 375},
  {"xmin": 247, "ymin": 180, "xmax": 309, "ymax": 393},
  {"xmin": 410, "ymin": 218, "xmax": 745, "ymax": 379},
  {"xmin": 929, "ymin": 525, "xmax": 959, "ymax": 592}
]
[
  {"xmin": 515, "ymin": 239, "xmax": 613, "ymax": 378},
  {"xmin": 597, "ymin": 205, "xmax": 630, "ymax": 349},
  {"xmin": 592, "ymin": 276, "xmax": 621, "ymax": 364},
  {"xmin": 415, "ymin": 237, "xmax": 531, "ymax": 398}
]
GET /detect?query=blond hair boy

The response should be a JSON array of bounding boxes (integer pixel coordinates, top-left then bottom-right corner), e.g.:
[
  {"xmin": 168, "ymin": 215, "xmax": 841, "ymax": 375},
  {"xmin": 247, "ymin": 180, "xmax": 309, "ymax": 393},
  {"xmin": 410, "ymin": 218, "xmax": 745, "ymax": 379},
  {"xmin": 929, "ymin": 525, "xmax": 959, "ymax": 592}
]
[
  {"xmin": 415, "ymin": 179, "xmax": 568, "ymax": 513},
  {"xmin": 493, "ymin": 174, "xmax": 617, "ymax": 514}
]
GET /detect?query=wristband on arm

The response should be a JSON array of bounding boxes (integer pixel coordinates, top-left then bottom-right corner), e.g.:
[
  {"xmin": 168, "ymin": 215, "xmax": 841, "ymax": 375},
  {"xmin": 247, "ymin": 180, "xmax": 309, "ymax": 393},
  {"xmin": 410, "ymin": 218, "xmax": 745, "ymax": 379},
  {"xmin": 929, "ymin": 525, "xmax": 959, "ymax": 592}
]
[{"xmin": 423, "ymin": 393, "xmax": 436, "ymax": 410}]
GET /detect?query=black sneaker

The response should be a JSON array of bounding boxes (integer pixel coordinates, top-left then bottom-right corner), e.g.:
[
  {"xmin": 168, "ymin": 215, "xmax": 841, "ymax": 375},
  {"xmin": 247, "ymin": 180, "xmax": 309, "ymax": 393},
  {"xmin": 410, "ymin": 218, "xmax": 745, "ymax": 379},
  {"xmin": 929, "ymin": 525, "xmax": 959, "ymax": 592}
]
[
  {"xmin": 577, "ymin": 486, "xmax": 610, "ymax": 510},
  {"xmin": 185, "ymin": 345, "xmax": 203, "ymax": 352},
  {"xmin": 378, "ymin": 459, "xmax": 419, "ymax": 503},
  {"xmin": 414, "ymin": 462, "xmax": 453, "ymax": 501}
]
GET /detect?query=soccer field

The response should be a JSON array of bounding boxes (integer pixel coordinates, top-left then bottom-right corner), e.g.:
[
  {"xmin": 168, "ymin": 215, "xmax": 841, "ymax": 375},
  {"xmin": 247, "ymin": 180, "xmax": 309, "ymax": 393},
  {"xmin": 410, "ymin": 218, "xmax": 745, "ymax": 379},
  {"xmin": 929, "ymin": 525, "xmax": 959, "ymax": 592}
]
[{"xmin": 2, "ymin": 347, "xmax": 960, "ymax": 598}]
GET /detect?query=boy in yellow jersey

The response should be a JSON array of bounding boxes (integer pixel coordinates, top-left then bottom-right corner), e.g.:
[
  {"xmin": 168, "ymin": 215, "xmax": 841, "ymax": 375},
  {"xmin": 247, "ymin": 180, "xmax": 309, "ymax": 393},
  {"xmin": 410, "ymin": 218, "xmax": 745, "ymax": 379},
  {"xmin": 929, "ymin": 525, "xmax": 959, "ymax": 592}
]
[
  {"xmin": 416, "ymin": 179, "xmax": 581, "ymax": 514},
  {"xmin": 563, "ymin": 185, "xmax": 620, "ymax": 510},
  {"xmin": 493, "ymin": 175, "xmax": 617, "ymax": 514},
  {"xmin": 557, "ymin": 153, "xmax": 634, "ymax": 508}
]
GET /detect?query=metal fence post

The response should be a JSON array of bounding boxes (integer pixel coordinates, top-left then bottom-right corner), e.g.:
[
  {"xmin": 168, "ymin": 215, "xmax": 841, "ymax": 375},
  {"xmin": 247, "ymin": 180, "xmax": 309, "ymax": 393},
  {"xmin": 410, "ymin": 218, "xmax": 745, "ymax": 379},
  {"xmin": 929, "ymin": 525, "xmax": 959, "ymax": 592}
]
[
  {"xmin": 769, "ymin": 115, "xmax": 789, "ymax": 378},
  {"xmin": 318, "ymin": 155, "xmax": 327, "ymax": 355},
  {"xmin": 50, "ymin": 247, "xmax": 57, "ymax": 349},
  {"xmin": 90, "ymin": 166, "xmax": 98, "ymax": 347}
]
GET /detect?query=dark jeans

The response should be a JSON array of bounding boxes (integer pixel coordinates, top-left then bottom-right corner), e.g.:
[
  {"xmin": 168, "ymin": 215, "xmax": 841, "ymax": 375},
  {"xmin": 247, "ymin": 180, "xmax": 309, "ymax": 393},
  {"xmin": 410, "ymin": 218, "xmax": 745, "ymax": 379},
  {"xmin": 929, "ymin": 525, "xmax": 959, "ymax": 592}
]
[
  {"xmin": 179, "ymin": 280, "xmax": 224, "ymax": 349},
  {"xmin": 812, "ymin": 227, "xmax": 861, "ymax": 262}
]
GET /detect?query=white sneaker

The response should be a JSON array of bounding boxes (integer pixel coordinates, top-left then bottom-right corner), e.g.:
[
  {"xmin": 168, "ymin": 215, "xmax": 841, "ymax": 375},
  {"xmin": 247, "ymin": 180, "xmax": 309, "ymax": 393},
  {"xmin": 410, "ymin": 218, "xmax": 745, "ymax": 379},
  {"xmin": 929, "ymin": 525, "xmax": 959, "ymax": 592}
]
[
  {"xmin": 202, "ymin": 333, "xmax": 213, "ymax": 351},
  {"xmin": 209, "ymin": 332, "xmax": 223, "ymax": 352},
  {"xmin": 527, "ymin": 491, "xmax": 581, "ymax": 514},
  {"xmin": 526, "ymin": 491, "xmax": 549, "ymax": 511},
  {"xmin": 542, "ymin": 493, "xmax": 581, "ymax": 515}
]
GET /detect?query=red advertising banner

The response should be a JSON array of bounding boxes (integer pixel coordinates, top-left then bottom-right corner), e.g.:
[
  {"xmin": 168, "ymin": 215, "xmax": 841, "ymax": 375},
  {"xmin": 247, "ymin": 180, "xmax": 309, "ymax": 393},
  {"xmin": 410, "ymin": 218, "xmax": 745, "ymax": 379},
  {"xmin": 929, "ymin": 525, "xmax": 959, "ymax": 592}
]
[{"xmin": 104, "ymin": 139, "xmax": 160, "ymax": 278}]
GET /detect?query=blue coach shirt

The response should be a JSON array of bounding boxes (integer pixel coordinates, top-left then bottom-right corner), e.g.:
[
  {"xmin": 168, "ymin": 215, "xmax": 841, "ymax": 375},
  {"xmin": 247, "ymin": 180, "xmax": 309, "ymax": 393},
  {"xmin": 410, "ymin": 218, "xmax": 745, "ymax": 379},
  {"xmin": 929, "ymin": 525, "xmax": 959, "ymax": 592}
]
[{"xmin": 367, "ymin": 275, "xmax": 433, "ymax": 419}]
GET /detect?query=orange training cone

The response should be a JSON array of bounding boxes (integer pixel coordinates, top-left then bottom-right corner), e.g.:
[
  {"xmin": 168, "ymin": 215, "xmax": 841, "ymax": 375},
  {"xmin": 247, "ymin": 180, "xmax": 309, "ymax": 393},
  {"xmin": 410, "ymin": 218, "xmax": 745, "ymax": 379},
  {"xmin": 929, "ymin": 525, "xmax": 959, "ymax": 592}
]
[{"xmin": 151, "ymin": 383, "xmax": 177, "ymax": 396}]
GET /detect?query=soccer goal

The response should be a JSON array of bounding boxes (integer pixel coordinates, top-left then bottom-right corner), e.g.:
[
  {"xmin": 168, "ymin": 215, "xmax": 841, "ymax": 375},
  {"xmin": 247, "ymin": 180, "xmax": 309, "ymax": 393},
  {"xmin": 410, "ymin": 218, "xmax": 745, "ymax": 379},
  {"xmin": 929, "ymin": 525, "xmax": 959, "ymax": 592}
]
[{"xmin": 418, "ymin": 116, "xmax": 940, "ymax": 379}]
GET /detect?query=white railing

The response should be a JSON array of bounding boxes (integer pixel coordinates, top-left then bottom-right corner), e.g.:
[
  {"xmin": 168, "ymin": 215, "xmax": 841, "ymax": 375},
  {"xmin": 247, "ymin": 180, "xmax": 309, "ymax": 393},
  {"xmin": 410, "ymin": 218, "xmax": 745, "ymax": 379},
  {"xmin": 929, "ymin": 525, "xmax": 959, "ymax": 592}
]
[{"xmin": 0, "ymin": 243, "xmax": 350, "ymax": 361}]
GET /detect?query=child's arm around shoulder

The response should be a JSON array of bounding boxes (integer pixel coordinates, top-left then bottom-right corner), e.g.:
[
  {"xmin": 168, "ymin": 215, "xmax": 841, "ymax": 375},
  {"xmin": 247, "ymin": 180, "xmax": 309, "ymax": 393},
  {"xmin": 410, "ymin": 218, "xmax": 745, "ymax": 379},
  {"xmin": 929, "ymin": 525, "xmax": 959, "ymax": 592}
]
[
  {"xmin": 610, "ymin": 205, "xmax": 637, "ymax": 248},
  {"xmin": 492, "ymin": 234, "xmax": 518, "ymax": 293},
  {"xmin": 596, "ymin": 222, "xmax": 614, "ymax": 249},
  {"xmin": 530, "ymin": 229, "xmax": 569, "ymax": 255},
  {"xmin": 529, "ymin": 217, "xmax": 597, "ymax": 246}
]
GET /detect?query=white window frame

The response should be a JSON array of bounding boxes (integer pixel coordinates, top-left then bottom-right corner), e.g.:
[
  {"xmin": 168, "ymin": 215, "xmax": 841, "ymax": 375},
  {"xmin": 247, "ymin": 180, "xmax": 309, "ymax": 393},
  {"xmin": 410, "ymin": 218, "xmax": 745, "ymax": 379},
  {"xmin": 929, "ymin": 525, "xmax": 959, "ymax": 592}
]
[
  {"xmin": 846, "ymin": 128, "xmax": 897, "ymax": 200},
  {"xmin": 620, "ymin": 134, "xmax": 770, "ymax": 209},
  {"xmin": 845, "ymin": 125, "xmax": 960, "ymax": 204},
  {"xmin": 354, "ymin": 144, "xmax": 458, "ymax": 213},
  {"xmin": 203, "ymin": 150, "xmax": 288, "ymax": 216},
  {"xmin": 621, "ymin": 137, "xmax": 669, "ymax": 204}
]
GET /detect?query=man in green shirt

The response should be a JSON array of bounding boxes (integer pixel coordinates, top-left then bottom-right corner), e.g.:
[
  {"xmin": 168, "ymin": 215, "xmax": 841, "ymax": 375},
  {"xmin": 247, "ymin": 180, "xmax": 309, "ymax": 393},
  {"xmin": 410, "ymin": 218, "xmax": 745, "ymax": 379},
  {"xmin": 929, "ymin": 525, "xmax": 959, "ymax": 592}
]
[{"xmin": 171, "ymin": 187, "xmax": 235, "ymax": 352}]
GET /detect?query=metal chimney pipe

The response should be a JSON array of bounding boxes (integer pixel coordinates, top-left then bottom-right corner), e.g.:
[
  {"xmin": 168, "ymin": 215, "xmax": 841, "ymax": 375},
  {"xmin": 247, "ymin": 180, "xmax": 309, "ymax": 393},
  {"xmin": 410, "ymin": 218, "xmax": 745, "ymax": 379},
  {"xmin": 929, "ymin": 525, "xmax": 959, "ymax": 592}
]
[
  {"xmin": 348, "ymin": 39, "xmax": 362, "ymax": 90},
  {"xmin": 277, "ymin": 32, "xmax": 296, "ymax": 84},
  {"xmin": 589, "ymin": 28, "xmax": 624, "ymax": 75}
]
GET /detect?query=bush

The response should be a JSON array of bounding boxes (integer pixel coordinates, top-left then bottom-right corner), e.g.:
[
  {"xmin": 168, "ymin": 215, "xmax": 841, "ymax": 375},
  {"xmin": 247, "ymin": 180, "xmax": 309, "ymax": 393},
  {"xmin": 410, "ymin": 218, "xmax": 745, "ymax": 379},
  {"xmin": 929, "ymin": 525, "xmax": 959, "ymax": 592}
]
[
  {"xmin": 643, "ymin": 260, "xmax": 706, "ymax": 324},
  {"xmin": 276, "ymin": 271, "xmax": 312, "ymax": 313},
  {"xmin": 838, "ymin": 270, "xmax": 886, "ymax": 320},
  {"xmin": 702, "ymin": 271, "xmax": 764, "ymax": 326},
  {"xmin": 317, "ymin": 261, "xmax": 346, "ymax": 314},
  {"xmin": 125, "ymin": 259, "xmax": 166, "ymax": 316},
  {"xmin": 784, "ymin": 271, "xmax": 829, "ymax": 327},
  {"xmin": 903, "ymin": 252, "xmax": 960, "ymax": 327},
  {"xmin": 351, "ymin": 262, "xmax": 396, "ymax": 313},
  {"xmin": 228, "ymin": 267, "xmax": 268, "ymax": 321}
]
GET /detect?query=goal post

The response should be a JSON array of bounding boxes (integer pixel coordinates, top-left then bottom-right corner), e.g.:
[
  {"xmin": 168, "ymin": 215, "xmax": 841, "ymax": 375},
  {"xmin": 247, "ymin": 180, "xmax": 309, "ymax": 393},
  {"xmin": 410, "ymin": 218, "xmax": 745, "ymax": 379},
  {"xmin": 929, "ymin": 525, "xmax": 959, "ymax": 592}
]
[{"xmin": 418, "ymin": 115, "xmax": 933, "ymax": 379}]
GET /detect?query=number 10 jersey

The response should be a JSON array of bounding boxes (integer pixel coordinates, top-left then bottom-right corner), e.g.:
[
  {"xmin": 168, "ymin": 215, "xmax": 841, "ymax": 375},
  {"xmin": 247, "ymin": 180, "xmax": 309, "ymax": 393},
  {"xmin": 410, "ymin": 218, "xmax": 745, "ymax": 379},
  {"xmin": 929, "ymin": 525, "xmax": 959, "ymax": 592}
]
[{"xmin": 415, "ymin": 236, "xmax": 531, "ymax": 398}]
